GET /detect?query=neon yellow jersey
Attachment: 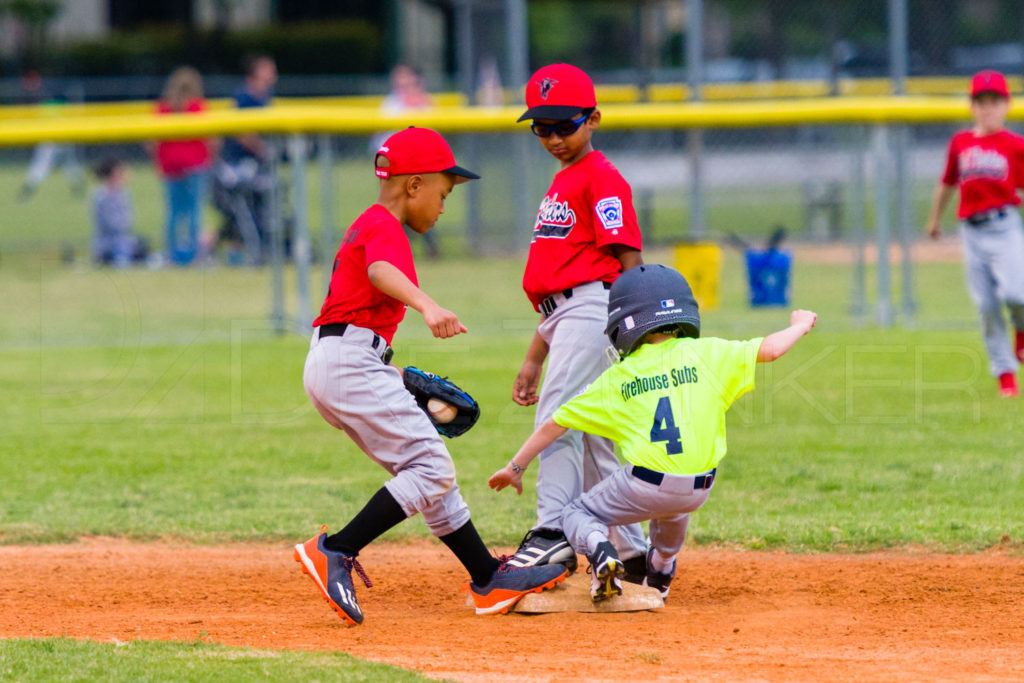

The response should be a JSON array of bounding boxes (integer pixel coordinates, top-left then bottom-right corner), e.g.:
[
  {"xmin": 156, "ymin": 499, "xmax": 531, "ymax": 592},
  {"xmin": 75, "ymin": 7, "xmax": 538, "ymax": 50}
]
[{"xmin": 552, "ymin": 336, "xmax": 763, "ymax": 475}]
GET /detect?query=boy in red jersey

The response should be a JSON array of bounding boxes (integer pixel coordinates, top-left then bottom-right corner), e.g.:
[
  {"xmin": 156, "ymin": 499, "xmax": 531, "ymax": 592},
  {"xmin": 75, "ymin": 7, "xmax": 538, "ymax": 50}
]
[
  {"xmin": 926, "ymin": 70, "xmax": 1024, "ymax": 397},
  {"xmin": 294, "ymin": 127, "xmax": 566, "ymax": 625},
  {"xmin": 507, "ymin": 63, "xmax": 650, "ymax": 579}
]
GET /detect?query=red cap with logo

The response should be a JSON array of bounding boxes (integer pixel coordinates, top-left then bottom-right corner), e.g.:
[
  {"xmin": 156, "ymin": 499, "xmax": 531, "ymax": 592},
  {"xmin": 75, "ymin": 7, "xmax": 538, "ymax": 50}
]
[
  {"xmin": 970, "ymin": 70, "xmax": 1010, "ymax": 98},
  {"xmin": 518, "ymin": 63, "xmax": 597, "ymax": 122},
  {"xmin": 374, "ymin": 127, "xmax": 479, "ymax": 184}
]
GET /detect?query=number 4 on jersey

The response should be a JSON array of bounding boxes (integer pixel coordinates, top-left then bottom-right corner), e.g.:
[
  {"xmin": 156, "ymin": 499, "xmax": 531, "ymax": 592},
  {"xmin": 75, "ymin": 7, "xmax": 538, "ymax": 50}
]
[{"xmin": 650, "ymin": 396, "xmax": 683, "ymax": 455}]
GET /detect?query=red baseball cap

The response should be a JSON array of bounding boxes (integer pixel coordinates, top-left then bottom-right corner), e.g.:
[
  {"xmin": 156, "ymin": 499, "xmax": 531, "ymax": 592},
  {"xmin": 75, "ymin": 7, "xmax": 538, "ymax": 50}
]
[
  {"xmin": 970, "ymin": 70, "xmax": 1009, "ymax": 98},
  {"xmin": 518, "ymin": 63, "xmax": 597, "ymax": 122},
  {"xmin": 374, "ymin": 127, "xmax": 479, "ymax": 184}
]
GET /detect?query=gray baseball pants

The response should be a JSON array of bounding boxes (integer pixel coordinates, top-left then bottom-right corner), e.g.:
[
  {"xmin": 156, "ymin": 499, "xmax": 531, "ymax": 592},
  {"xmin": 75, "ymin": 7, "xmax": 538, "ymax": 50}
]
[
  {"xmin": 960, "ymin": 208, "xmax": 1024, "ymax": 376},
  {"xmin": 562, "ymin": 465, "xmax": 714, "ymax": 559},
  {"xmin": 303, "ymin": 325, "xmax": 471, "ymax": 537},
  {"xmin": 534, "ymin": 280, "xmax": 648, "ymax": 560}
]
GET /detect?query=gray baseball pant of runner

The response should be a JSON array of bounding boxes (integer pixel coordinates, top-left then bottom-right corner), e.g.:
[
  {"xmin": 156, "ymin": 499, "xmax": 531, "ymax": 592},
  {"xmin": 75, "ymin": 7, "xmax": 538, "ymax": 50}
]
[
  {"xmin": 562, "ymin": 465, "xmax": 713, "ymax": 559},
  {"xmin": 304, "ymin": 326, "xmax": 471, "ymax": 537},
  {"xmin": 534, "ymin": 281, "xmax": 648, "ymax": 560},
  {"xmin": 960, "ymin": 209, "xmax": 1024, "ymax": 376}
]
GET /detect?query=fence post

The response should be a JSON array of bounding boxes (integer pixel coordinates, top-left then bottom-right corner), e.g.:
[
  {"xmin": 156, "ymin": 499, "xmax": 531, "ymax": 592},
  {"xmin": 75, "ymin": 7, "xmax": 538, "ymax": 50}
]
[
  {"xmin": 849, "ymin": 126, "xmax": 867, "ymax": 321},
  {"xmin": 288, "ymin": 134, "xmax": 312, "ymax": 331},
  {"xmin": 873, "ymin": 124, "xmax": 893, "ymax": 327},
  {"xmin": 267, "ymin": 138, "xmax": 286, "ymax": 335},
  {"xmin": 686, "ymin": 0, "xmax": 706, "ymax": 238},
  {"xmin": 319, "ymin": 133, "xmax": 335, "ymax": 300},
  {"xmin": 894, "ymin": 125, "xmax": 916, "ymax": 321},
  {"xmin": 506, "ymin": 0, "xmax": 534, "ymax": 247}
]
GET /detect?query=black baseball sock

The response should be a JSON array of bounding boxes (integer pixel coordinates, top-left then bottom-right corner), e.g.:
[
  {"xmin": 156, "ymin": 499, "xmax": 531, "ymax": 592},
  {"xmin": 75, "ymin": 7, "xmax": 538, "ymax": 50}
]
[
  {"xmin": 440, "ymin": 520, "xmax": 502, "ymax": 587},
  {"xmin": 323, "ymin": 486, "xmax": 408, "ymax": 556}
]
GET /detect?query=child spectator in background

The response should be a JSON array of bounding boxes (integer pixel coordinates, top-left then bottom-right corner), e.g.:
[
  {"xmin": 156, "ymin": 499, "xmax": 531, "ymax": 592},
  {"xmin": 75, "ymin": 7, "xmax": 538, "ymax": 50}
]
[
  {"xmin": 91, "ymin": 156, "xmax": 149, "ymax": 267},
  {"xmin": 153, "ymin": 66, "xmax": 215, "ymax": 266}
]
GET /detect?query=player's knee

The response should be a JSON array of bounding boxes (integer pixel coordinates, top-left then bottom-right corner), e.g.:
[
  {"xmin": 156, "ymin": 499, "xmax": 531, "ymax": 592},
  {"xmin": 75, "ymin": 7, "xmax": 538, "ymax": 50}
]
[{"xmin": 432, "ymin": 458, "xmax": 457, "ymax": 494}]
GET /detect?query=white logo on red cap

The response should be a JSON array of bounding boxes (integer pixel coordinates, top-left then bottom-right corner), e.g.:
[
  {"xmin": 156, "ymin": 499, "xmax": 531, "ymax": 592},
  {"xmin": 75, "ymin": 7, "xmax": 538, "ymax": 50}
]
[{"xmin": 539, "ymin": 77, "xmax": 558, "ymax": 100}]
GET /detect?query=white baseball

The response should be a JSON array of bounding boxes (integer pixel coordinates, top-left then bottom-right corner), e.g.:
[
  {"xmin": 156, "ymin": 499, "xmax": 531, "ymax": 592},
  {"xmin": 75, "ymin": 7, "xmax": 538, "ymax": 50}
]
[{"xmin": 427, "ymin": 398, "xmax": 458, "ymax": 423}]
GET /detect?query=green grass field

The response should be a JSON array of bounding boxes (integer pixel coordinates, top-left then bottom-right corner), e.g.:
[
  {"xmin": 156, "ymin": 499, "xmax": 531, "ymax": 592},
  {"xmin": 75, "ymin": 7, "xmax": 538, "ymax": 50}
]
[{"xmin": 1, "ymin": 156, "xmax": 1021, "ymax": 680}]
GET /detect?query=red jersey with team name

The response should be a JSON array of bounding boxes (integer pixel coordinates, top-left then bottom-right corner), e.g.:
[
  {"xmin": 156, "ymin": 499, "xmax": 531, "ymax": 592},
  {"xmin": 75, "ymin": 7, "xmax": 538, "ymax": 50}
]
[
  {"xmin": 313, "ymin": 204, "xmax": 416, "ymax": 344},
  {"xmin": 941, "ymin": 129, "xmax": 1024, "ymax": 218},
  {"xmin": 522, "ymin": 150, "xmax": 642, "ymax": 309}
]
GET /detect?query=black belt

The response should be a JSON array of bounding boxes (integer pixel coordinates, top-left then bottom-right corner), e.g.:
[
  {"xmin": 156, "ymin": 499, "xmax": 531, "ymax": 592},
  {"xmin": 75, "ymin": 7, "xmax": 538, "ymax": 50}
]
[
  {"xmin": 966, "ymin": 207, "xmax": 1007, "ymax": 226},
  {"xmin": 319, "ymin": 323, "xmax": 394, "ymax": 364},
  {"xmin": 539, "ymin": 281, "xmax": 611, "ymax": 317},
  {"xmin": 631, "ymin": 465, "xmax": 716, "ymax": 490}
]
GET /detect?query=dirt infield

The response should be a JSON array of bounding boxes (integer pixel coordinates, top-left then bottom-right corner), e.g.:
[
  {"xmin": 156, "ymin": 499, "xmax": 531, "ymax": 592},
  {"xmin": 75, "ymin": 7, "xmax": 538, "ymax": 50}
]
[{"xmin": 2, "ymin": 539, "xmax": 1022, "ymax": 682}]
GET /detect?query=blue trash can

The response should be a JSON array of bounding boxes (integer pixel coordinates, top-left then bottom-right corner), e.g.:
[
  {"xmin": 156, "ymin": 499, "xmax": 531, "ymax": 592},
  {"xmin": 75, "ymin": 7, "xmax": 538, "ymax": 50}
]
[{"xmin": 744, "ymin": 248, "xmax": 791, "ymax": 307}]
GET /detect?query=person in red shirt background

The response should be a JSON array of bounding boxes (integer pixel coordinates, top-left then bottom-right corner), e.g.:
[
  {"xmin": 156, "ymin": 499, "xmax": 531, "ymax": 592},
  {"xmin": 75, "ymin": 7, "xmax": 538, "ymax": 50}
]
[
  {"xmin": 294, "ymin": 127, "xmax": 567, "ymax": 625},
  {"xmin": 926, "ymin": 70, "xmax": 1024, "ymax": 397},
  {"xmin": 153, "ymin": 66, "xmax": 216, "ymax": 266},
  {"xmin": 506, "ymin": 63, "xmax": 651, "ymax": 583}
]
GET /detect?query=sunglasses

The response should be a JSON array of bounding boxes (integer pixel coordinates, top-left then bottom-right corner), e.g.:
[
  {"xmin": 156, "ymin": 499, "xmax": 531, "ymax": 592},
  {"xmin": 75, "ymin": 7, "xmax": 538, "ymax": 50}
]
[{"xmin": 530, "ymin": 110, "xmax": 593, "ymax": 138}]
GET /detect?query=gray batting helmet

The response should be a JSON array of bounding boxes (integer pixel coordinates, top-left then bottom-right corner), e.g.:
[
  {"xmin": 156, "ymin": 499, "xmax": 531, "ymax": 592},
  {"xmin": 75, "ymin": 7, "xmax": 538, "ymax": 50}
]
[{"xmin": 605, "ymin": 264, "xmax": 700, "ymax": 358}]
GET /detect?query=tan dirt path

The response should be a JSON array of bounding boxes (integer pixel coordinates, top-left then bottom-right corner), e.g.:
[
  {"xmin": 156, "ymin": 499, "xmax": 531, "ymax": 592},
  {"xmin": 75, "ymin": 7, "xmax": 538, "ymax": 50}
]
[{"xmin": 1, "ymin": 539, "xmax": 1022, "ymax": 682}]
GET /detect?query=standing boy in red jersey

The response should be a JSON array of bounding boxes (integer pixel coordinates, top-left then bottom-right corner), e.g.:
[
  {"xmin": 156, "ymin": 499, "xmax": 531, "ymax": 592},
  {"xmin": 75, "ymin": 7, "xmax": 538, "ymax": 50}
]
[
  {"xmin": 926, "ymin": 70, "xmax": 1024, "ymax": 397},
  {"xmin": 294, "ymin": 127, "xmax": 566, "ymax": 625},
  {"xmin": 507, "ymin": 63, "xmax": 650, "ymax": 579}
]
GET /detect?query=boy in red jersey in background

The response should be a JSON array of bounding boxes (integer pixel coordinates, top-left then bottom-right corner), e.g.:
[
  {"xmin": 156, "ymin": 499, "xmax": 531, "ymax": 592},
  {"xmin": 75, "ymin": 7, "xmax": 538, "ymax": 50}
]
[
  {"xmin": 507, "ymin": 63, "xmax": 650, "ymax": 579},
  {"xmin": 926, "ymin": 70, "xmax": 1024, "ymax": 397},
  {"xmin": 294, "ymin": 127, "xmax": 566, "ymax": 625}
]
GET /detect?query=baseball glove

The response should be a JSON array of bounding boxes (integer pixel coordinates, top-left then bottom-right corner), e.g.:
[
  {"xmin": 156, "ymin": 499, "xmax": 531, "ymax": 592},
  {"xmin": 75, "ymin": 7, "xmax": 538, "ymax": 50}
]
[{"xmin": 403, "ymin": 366, "xmax": 481, "ymax": 438}]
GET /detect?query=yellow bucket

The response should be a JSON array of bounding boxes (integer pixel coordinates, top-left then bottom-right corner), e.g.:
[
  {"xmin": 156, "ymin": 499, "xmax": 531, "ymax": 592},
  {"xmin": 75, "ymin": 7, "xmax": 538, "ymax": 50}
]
[{"xmin": 673, "ymin": 242, "xmax": 722, "ymax": 311}]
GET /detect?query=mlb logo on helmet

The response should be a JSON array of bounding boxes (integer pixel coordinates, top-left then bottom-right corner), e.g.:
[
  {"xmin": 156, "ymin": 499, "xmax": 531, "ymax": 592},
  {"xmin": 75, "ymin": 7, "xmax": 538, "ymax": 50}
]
[{"xmin": 660, "ymin": 299, "xmax": 675, "ymax": 308}]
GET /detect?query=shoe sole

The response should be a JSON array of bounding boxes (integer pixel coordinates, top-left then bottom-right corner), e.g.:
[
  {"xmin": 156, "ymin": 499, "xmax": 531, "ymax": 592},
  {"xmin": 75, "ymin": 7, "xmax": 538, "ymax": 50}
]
[
  {"xmin": 471, "ymin": 568, "xmax": 568, "ymax": 616},
  {"xmin": 591, "ymin": 560, "xmax": 624, "ymax": 603},
  {"xmin": 293, "ymin": 544, "xmax": 361, "ymax": 626},
  {"xmin": 509, "ymin": 548, "xmax": 579, "ymax": 575}
]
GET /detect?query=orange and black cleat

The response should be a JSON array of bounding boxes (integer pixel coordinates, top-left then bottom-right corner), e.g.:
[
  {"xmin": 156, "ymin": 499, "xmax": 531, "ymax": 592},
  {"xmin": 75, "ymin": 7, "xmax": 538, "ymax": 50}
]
[
  {"xmin": 293, "ymin": 525, "xmax": 372, "ymax": 625},
  {"xmin": 467, "ymin": 557, "xmax": 567, "ymax": 615}
]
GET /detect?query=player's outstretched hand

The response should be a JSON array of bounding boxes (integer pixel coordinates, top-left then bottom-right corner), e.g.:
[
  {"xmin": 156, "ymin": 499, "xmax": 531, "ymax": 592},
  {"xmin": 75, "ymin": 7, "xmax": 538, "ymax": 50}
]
[
  {"xmin": 488, "ymin": 464, "xmax": 524, "ymax": 495},
  {"xmin": 791, "ymin": 309, "xmax": 817, "ymax": 333},
  {"xmin": 422, "ymin": 302, "xmax": 468, "ymax": 339},
  {"xmin": 926, "ymin": 219, "xmax": 942, "ymax": 240},
  {"xmin": 513, "ymin": 360, "xmax": 542, "ymax": 406}
]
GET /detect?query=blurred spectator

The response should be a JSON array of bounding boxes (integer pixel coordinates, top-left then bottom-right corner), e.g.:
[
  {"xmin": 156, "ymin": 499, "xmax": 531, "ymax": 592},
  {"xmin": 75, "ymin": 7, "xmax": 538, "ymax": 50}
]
[
  {"xmin": 476, "ymin": 56, "xmax": 505, "ymax": 107},
  {"xmin": 152, "ymin": 66, "xmax": 215, "ymax": 266},
  {"xmin": 91, "ymin": 156, "xmax": 149, "ymax": 267},
  {"xmin": 16, "ymin": 70, "xmax": 85, "ymax": 202},
  {"xmin": 373, "ymin": 64, "xmax": 441, "ymax": 259},
  {"xmin": 215, "ymin": 54, "xmax": 278, "ymax": 264}
]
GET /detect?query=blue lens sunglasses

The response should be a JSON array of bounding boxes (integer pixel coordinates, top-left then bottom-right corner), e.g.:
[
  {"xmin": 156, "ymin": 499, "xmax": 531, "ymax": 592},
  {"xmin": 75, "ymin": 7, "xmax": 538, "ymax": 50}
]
[{"xmin": 530, "ymin": 109, "xmax": 594, "ymax": 138}]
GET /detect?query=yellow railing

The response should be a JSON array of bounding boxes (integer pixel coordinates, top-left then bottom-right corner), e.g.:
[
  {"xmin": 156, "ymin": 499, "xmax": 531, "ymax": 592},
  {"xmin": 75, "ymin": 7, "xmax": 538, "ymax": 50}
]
[
  {"xmin": 0, "ymin": 93, "xmax": 469, "ymax": 121},
  {"xmin": 0, "ymin": 95, "xmax": 991, "ymax": 146}
]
